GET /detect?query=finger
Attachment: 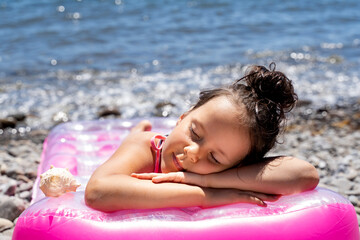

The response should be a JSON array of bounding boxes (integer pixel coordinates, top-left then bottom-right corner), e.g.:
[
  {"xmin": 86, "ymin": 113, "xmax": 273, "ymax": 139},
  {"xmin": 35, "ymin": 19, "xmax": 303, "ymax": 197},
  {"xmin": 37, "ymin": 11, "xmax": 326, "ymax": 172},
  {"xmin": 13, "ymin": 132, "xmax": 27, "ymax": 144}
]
[
  {"xmin": 233, "ymin": 191, "xmax": 267, "ymax": 207},
  {"xmin": 131, "ymin": 173, "xmax": 160, "ymax": 179},
  {"xmin": 241, "ymin": 191, "xmax": 280, "ymax": 202},
  {"xmin": 131, "ymin": 173, "xmax": 159, "ymax": 177},
  {"xmin": 152, "ymin": 174, "xmax": 177, "ymax": 183},
  {"xmin": 152, "ymin": 176, "xmax": 170, "ymax": 183},
  {"xmin": 171, "ymin": 172, "xmax": 185, "ymax": 182},
  {"xmin": 131, "ymin": 173, "xmax": 146, "ymax": 178},
  {"xmin": 247, "ymin": 196, "xmax": 267, "ymax": 207},
  {"xmin": 253, "ymin": 193, "xmax": 280, "ymax": 202},
  {"xmin": 152, "ymin": 173, "xmax": 184, "ymax": 183},
  {"xmin": 234, "ymin": 193, "xmax": 266, "ymax": 207},
  {"xmin": 252, "ymin": 196, "xmax": 267, "ymax": 207}
]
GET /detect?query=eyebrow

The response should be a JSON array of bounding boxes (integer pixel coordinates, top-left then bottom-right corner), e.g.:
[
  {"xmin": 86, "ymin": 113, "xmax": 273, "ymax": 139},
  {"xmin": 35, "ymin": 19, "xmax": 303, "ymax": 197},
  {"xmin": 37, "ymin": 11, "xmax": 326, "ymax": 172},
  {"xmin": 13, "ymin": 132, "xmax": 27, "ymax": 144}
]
[
  {"xmin": 194, "ymin": 119, "xmax": 230, "ymax": 165},
  {"xmin": 193, "ymin": 119, "xmax": 204, "ymax": 132}
]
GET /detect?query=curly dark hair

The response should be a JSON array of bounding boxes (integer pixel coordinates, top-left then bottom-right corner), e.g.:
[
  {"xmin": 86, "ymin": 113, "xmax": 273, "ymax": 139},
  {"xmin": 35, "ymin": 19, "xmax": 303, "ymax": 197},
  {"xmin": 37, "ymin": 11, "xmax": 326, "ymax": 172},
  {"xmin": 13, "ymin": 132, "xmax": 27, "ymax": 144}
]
[{"xmin": 192, "ymin": 63, "xmax": 298, "ymax": 166}]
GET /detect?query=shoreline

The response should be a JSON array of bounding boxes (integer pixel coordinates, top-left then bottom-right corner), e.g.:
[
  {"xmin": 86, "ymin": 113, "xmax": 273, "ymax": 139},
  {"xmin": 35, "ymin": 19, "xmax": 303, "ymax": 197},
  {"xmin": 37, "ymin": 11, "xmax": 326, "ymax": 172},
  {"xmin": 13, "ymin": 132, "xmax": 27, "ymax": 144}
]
[{"xmin": 0, "ymin": 101, "xmax": 359, "ymax": 238}]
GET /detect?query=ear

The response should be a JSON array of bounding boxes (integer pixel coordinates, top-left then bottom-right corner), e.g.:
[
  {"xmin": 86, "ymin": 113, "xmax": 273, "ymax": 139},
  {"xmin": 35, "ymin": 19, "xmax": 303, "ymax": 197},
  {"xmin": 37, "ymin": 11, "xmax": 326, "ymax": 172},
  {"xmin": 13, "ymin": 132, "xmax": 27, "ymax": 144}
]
[
  {"xmin": 176, "ymin": 112, "xmax": 188, "ymax": 126},
  {"xmin": 176, "ymin": 114, "xmax": 185, "ymax": 126}
]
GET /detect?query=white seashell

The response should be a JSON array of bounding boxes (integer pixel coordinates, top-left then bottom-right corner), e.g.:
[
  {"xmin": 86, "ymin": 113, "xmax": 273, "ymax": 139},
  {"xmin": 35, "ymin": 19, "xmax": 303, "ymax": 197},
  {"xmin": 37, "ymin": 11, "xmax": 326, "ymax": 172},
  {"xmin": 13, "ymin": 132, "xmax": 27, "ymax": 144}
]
[{"xmin": 40, "ymin": 166, "xmax": 81, "ymax": 197}]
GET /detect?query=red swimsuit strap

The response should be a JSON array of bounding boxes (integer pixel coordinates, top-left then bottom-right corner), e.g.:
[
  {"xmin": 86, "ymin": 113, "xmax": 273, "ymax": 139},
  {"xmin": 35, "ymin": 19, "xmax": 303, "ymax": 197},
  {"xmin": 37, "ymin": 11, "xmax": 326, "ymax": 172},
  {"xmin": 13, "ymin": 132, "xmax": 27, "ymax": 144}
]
[{"xmin": 150, "ymin": 135, "xmax": 167, "ymax": 173}]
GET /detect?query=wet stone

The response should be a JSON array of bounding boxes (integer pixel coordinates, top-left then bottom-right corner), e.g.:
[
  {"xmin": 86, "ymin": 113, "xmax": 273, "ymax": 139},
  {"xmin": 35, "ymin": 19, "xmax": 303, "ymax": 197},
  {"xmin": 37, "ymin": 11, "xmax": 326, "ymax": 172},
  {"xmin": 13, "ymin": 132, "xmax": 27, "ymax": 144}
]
[
  {"xmin": 0, "ymin": 119, "xmax": 16, "ymax": 129},
  {"xmin": 97, "ymin": 106, "xmax": 122, "ymax": 118},
  {"xmin": 154, "ymin": 101, "xmax": 175, "ymax": 117},
  {"xmin": 7, "ymin": 113, "xmax": 26, "ymax": 122},
  {"xmin": 52, "ymin": 111, "xmax": 69, "ymax": 123}
]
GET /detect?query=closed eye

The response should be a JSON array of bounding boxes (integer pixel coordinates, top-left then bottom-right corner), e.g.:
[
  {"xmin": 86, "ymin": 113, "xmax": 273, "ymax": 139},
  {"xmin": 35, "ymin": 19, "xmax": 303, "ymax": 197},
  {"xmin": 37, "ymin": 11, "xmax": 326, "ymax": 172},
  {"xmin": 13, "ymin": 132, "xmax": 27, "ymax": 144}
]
[
  {"xmin": 189, "ymin": 124, "xmax": 201, "ymax": 141},
  {"xmin": 210, "ymin": 153, "xmax": 221, "ymax": 164}
]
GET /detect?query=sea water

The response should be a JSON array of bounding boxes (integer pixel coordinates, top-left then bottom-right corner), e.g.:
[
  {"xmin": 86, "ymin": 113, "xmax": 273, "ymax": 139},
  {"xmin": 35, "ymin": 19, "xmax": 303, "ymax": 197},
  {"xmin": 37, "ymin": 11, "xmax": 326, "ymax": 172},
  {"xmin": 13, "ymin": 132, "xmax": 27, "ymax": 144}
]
[{"xmin": 0, "ymin": 0, "xmax": 359, "ymax": 130}]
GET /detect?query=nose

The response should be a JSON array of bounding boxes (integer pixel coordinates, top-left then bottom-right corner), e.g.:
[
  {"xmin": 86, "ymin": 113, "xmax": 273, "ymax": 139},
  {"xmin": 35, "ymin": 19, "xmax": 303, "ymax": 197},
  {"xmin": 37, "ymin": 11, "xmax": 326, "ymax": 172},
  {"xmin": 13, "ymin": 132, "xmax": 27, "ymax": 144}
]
[{"xmin": 184, "ymin": 144, "xmax": 200, "ymax": 163}]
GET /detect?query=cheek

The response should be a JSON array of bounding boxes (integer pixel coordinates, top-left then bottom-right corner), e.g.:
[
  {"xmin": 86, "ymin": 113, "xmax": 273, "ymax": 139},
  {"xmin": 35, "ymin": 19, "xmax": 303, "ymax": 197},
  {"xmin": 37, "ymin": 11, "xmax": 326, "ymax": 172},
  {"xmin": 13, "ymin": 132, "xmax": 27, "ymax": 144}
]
[
  {"xmin": 168, "ymin": 128, "xmax": 188, "ymax": 145},
  {"xmin": 162, "ymin": 134, "xmax": 182, "ymax": 154}
]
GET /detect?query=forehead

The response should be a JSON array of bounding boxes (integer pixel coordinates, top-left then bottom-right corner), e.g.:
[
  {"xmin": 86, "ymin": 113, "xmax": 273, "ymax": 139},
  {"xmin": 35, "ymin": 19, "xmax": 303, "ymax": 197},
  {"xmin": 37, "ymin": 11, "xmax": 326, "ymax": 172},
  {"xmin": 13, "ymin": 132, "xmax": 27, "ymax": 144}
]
[
  {"xmin": 192, "ymin": 96, "xmax": 240, "ymax": 125},
  {"xmin": 190, "ymin": 96, "xmax": 251, "ymax": 164}
]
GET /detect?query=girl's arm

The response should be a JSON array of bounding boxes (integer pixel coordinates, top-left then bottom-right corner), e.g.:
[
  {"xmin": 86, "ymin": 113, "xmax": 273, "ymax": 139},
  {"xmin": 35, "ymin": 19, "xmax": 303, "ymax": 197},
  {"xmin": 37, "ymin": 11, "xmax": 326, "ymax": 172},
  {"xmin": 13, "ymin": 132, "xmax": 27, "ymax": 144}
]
[
  {"xmin": 86, "ymin": 174, "xmax": 276, "ymax": 211},
  {"xmin": 133, "ymin": 156, "xmax": 319, "ymax": 196},
  {"xmin": 85, "ymin": 132, "xmax": 276, "ymax": 212},
  {"xmin": 204, "ymin": 156, "xmax": 319, "ymax": 195}
]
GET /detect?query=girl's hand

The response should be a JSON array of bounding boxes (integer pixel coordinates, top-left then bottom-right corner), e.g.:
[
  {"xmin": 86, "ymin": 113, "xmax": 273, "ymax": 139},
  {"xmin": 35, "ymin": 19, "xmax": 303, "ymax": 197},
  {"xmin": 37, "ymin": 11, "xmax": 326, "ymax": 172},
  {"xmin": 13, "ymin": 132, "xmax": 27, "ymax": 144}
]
[
  {"xmin": 131, "ymin": 172, "xmax": 206, "ymax": 187},
  {"xmin": 203, "ymin": 188, "xmax": 280, "ymax": 207}
]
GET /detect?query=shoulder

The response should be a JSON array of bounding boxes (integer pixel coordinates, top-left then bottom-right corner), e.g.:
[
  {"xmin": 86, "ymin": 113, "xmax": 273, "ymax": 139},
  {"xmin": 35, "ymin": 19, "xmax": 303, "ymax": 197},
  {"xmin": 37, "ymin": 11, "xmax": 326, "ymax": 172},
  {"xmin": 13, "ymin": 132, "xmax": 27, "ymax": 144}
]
[
  {"xmin": 93, "ymin": 131, "xmax": 160, "ymax": 177},
  {"xmin": 122, "ymin": 131, "xmax": 156, "ymax": 147},
  {"xmin": 114, "ymin": 131, "xmax": 159, "ymax": 164}
]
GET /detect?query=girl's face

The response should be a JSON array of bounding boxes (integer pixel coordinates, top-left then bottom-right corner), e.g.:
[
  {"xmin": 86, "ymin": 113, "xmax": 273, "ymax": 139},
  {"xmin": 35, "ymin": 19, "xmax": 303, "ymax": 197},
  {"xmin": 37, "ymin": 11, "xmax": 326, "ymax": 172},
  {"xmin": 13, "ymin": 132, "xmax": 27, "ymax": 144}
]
[{"xmin": 161, "ymin": 96, "xmax": 251, "ymax": 174}]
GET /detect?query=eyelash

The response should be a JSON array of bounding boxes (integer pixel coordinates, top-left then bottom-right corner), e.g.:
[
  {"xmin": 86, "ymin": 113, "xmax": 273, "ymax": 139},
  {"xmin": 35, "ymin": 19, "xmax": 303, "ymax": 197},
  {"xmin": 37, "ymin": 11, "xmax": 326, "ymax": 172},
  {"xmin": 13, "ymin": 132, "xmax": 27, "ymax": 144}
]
[
  {"xmin": 189, "ymin": 125, "xmax": 201, "ymax": 141},
  {"xmin": 189, "ymin": 124, "xmax": 221, "ymax": 165},
  {"xmin": 210, "ymin": 153, "xmax": 220, "ymax": 164}
]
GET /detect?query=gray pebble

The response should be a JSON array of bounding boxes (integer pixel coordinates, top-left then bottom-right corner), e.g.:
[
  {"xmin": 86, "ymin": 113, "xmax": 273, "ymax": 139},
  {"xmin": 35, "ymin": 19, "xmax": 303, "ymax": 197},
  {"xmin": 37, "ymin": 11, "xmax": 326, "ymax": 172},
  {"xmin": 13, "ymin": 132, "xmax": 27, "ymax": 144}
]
[
  {"xmin": 355, "ymin": 206, "xmax": 360, "ymax": 215},
  {"xmin": 333, "ymin": 178, "xmax": 354, "ymax": 192},
  {"xmin": 0, "ymin": 177, "xmax": 17, "ymax": 197},
  {"xmin": 346, "ymin": 169, "xmax": 358, "ymax": 181},
  {"xmin": 349, "ymin": 195, "xmax": 359, "ymax": 206},
  {"xmin": 18, "ymin": 191, "xmax": 31, "ymax": 201},
  {"xmin": 0, "ymin": 102, "xmax": 360, "ymax": 236},
  {"xmin": 318, "ymin": 160, "xmax": 327, "ymax": 169},
  {"xmin": 0, "ymin": 164, "xmax": 7, "ymax": 174},
  {"xmin": 0, "ymin": 196, "xmax": 27, "ymax": 221},
  {"xmin": 1, "ymin": 227, "xmax": 14, "ymax": 237},
  {"xmin": 0, "ymin": 152, "xmax": 14, "ymax": 163},
  {"xmin": 0, "ymin": 218, "xmax": 14, "ymax": 232},
  {"xmin": 0, "ymin": 118, "xmax": 16, "ymax": 129},
  {"xmin": 17, "ymin": 182, "xmax": 33, "ymax": 193},
  {"xmin": 4, "ymin": 165, "xmax": 24, "ymax": 179},
  {"xmin": 345, "ymin": 189, "xmax": 360, "ymax": 195},
  {"xmin": 7, "ymin": 145, "xmax": 32, "ymax": 158}
]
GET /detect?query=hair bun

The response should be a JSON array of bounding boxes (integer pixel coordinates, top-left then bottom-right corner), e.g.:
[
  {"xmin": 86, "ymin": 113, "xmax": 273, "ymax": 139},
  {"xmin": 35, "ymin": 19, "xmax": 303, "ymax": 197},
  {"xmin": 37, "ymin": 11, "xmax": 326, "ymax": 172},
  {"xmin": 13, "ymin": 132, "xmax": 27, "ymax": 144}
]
[
  {"xmin": 244, "ymin": 63, "xmax": 297, "ymax": 113},
  {"xmin": 228, "ymin": 63, "xmax": 298, "ymax": 164}
]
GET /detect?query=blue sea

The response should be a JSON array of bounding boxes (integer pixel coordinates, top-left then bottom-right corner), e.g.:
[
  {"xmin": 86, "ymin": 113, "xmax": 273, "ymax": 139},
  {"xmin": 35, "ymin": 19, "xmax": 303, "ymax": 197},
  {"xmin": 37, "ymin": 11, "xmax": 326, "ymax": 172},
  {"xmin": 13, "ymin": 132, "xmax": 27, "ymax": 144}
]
[{"xmin": 0, "ymin": 0, "xmax": 359, "ymax": 130}]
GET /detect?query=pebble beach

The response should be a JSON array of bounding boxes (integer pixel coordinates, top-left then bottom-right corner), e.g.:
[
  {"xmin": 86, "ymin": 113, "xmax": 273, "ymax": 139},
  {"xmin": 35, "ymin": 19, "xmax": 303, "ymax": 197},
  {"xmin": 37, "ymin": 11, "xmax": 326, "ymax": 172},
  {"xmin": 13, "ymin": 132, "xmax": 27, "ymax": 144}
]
[{"xmin": 0, "ymin": 100, "xmax": 359, "ymax": 239}]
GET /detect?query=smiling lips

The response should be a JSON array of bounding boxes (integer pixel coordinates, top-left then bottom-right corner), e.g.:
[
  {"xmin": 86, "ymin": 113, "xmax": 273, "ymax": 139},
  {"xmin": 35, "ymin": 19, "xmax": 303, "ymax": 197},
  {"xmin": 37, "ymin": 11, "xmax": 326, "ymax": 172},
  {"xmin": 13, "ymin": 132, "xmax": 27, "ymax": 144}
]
[{"xmin": 172, "ymin": 153, "xmax": 184, "ymax": 171}]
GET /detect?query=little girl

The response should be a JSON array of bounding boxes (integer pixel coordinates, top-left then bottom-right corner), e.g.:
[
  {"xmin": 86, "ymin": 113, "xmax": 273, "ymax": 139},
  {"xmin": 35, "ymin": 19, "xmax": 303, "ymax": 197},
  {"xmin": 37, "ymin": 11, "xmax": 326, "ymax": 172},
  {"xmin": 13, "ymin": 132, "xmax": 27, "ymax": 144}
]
[{"xmin": 85, "ymin": 64, "xmax": 319, "ymax": 212}]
